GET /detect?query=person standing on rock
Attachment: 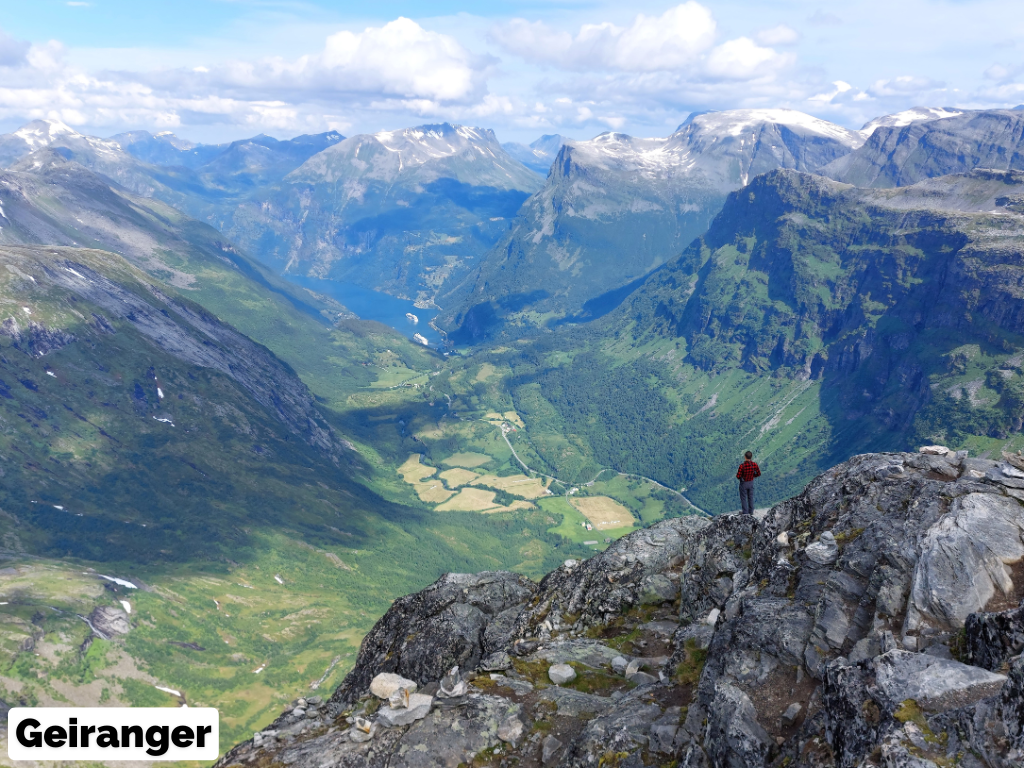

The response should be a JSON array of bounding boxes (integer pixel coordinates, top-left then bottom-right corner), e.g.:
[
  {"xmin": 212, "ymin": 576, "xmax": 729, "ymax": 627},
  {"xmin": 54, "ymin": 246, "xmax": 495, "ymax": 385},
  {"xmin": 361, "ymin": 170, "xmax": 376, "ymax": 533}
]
[{"xmin": 736, "ymin": 451, "xmax": 760, "ymax": 515}]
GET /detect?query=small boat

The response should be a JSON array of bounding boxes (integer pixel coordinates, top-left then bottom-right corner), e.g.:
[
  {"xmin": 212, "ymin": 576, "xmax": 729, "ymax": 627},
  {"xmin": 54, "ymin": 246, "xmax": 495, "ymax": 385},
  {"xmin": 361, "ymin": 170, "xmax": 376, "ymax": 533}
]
[
  {"xmin": 406, "ymin": 312, "xmax": 419, "ymax": 324},
  {"xmin": 413, "ymin": 333, "xmax": 429, "ymax": 346}
]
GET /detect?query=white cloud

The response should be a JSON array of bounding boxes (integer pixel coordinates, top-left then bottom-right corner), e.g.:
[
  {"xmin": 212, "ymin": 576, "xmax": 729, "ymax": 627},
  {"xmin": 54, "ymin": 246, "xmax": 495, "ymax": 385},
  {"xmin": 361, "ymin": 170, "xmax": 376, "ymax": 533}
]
[
  {"xmin": 705, "ymin": 37, "xmax": 792, "ymax": 80},
  {"xmin": 755, "ymin": 25, "xmax": 800, "ymax": 46},
  {"xmin": 867, "ymin": 75, "xmax": 945, "ymax": 97},
  {"xmin": 808, "ymin": 80, "xmax": 853, "ymax": 102},
  {"xmin": 489, "ymin": 3, "xmax": 717, "ymax": 72}
]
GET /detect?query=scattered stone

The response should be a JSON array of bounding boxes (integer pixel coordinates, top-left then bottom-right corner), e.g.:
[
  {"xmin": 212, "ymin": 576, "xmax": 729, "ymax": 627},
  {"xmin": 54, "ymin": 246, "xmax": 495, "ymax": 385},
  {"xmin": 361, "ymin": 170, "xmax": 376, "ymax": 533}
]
[
  {"xmin": 438, "ymin": 666, "xmax": 468, "ymax": 698},
  {"xmin": 628, "ymin": 671, "xmax": 658, "ymax": 686},
  {"xmin": 548, "ymin": 663, "xmax": 576, "ymax": 685},
  {"xmin": 781, "ymin": 702, "xmax": 802, "ymax": 727},
  {"xmin": 611, "ymin": 656, "xmax": 628, "ymax": 675},
  {"xmin": 804, "ymin": 531, "xmax": 839, "ymax": 566},
  {"xmin": 348, "ymin": 717, "xmax": 376, "ymax": 743},
  {"xmin": 376, "ymin": 693, "xmax": 433, "ymax": 727},
  {"xmin": 369, "ymin": 672, "xmax": 417, "ymax": 700},
  {"xmin": 541, "ymin": 735, "xmax": 563, "ymax": 764},
  {"xmin": 497, "ymin": 716, "xmax": 524, "ymax": 745},
  {"xmin": 388, "ymin": 687, "xmax": 411, "ymax": 709},
  {"xmin": 643, "ymin": 620, "xmax": 678, "ymax": 636}
]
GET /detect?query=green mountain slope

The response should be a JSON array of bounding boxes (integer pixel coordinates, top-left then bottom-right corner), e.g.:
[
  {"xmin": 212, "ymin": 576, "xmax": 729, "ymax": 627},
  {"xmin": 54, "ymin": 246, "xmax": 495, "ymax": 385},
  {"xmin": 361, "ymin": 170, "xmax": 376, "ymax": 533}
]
[
  {"xmin": 439, "ymin": 109, "xmax": 863, "ymax": 343},
  {"xmin": 443, "ymin": 168, "xmax": 1024, "ymax": 514},
  {"xmin": 0, "ymin": 244, "xmax": 585, "ymax": 753}
]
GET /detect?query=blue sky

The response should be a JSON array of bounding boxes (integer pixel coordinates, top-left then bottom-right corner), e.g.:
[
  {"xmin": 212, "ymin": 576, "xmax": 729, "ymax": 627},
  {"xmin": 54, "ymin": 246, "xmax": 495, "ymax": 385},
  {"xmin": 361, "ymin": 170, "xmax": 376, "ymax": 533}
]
[{"xmin": 0, "ymin": 0, "xmax": 1021, "ymax": 144}]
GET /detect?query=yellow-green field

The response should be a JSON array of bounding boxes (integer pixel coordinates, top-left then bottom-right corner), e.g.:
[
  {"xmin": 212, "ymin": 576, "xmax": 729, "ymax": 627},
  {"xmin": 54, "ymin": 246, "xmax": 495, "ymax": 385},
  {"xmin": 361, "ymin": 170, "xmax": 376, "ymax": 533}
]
[
  {"xmin": 441, "ymin": 452, "xmax": 494, "ymax": 468},
  {"xmin": 398, "ymin": 454, "xmax": 456, "ymax": 503},
  {"xmin": 439, "ymin": 467, "xmax": 483, "ymax": 487},
  {"xmin": 570, "ymin": 496, "xmax": 633, "ymax": 530},
  {"xmin": 470, "ymin": 473, "xmax": 552, "ymax": 499},
  {"xmin": 435, "ymin": 488, "xmax": 535, "ymax": 513}
]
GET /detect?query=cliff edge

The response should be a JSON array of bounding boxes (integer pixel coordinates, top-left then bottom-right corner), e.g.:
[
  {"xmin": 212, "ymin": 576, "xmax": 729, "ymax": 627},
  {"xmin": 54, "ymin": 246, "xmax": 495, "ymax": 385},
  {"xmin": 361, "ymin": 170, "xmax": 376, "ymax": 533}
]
[{"xmin": 217, "ymin": 449, "xmax": 1024, "ymax": 768}]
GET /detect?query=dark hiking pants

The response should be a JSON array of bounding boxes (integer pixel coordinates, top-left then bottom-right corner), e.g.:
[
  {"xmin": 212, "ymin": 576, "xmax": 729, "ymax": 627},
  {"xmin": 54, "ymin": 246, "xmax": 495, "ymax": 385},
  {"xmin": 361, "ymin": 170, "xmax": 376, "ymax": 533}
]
[{"xmin": 739, "ymin": 480, "xmax": 755, "ymax": 515}]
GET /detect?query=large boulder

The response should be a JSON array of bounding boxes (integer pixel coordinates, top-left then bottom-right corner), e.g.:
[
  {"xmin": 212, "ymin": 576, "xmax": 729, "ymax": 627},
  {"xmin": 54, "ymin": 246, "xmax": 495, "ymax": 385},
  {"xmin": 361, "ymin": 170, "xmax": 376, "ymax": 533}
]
[{"xmin": 329, "ymin": 571, "xmax": 536, "ymax": 707}]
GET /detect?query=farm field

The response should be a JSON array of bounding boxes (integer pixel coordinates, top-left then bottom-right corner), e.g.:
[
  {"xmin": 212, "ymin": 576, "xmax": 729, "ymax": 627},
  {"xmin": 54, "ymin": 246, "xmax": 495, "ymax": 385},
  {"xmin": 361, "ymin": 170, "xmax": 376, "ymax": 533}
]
[{"xmin": 569, "ymin": 496, "xmax": 633, "ymax": 530}]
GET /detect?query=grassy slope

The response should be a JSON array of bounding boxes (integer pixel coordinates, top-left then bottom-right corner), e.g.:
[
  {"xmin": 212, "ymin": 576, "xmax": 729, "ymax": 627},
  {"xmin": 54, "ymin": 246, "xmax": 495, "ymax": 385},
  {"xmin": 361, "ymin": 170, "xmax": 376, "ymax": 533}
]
[{"xmin": 0, "ymin": 246, "xmax": 581, "ymax": 757}]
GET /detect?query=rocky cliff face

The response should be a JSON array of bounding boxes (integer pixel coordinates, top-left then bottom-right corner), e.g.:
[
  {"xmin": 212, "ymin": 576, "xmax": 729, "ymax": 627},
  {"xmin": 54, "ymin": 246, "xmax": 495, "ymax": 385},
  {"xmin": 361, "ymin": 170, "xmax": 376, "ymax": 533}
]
[
  {"xmin": 825, "ymin": 109, "xmax": 1024, "ymax": 188},
  {"xmin": 217, "ymin": 448, "xmax": 1024, "ymax": 768}
]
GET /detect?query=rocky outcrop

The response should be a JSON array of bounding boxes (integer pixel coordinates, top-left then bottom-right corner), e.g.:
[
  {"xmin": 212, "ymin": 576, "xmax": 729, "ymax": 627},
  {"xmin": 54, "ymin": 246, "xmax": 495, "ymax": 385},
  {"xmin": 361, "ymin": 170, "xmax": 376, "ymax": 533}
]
[{"xmin": 217, "ymin": 449, "xmax": 1024, "ymax": 768}]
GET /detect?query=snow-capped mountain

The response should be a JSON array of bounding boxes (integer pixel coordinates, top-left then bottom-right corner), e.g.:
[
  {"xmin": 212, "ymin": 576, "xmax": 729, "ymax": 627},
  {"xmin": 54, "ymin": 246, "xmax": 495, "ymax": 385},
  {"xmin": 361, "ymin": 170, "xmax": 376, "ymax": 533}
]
[
  {"xmin": 289, "ymin": 124, "xmax": 538, "ymax": 190},
  {"xmin": 226, "ymin": 123, "xmax": 543, "ymax": 302},
  {"xmin": 825, "ymin": 108, "xmax": 1024, "ymax": 188},
  {"xmin": 0, "ymin": 119, "xmax": 124, "ymax": 168},
  {"xmin": 438, "ymin": 109, "xmax": 863, "ymax": 342},
  {"xmin": 859, "ymin": 107, "xmax": 965, "ymax": 137},
  {"xmin": 502, "ymin": 134, "xmax": 570, "ymax": 175}
]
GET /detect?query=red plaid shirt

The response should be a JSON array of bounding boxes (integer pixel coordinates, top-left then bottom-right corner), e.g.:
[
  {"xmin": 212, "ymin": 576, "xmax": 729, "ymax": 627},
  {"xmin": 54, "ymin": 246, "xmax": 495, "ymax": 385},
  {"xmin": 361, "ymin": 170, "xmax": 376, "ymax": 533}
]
[{"xmin": 736, "ymin": 461, "xmax": 761, "ymax": 482}]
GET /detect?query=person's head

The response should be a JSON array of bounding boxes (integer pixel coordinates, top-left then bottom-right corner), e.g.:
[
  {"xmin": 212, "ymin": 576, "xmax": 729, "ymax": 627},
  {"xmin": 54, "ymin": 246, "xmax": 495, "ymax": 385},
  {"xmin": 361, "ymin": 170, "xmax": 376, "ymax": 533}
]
[{"xmin": 744, "ymin": 451, "xmax": 753, "ymax": 460}]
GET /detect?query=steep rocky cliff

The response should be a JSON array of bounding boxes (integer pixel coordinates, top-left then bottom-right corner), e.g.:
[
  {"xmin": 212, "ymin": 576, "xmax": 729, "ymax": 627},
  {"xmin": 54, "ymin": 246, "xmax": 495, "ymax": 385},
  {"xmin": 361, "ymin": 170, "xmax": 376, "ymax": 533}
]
[{"xmin": 217, "ymin": 448, "xmax": 1024, "ymax": 767}]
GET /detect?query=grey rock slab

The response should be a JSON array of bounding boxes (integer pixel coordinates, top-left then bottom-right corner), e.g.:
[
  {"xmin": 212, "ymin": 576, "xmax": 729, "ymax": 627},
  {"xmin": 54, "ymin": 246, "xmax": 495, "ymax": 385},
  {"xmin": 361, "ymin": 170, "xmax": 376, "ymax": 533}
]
[
  {"xmin": 640, "ymin": 573, "xmax": 679, "ymax": 604},
  {"xmin": 643, "ymin": 620, "xmax": 679, "ymax": 636},
  {"xmin": 781, "ymin": 702, "xmax": 802, "ymax": 727},
  {"xmin": 548, "ymin": 663, "xmax": 576, "ymax": 685},
  {"xmin": 369, "ymin": 673, "xmax": 417, "ymax": 700},
  {"xmin": 478, "ymin": 651, "xmax": 512, "ymax": 672},
  {"xmin": 538, "ymin": 687, "xmax": 614, "ymax": 717},
  {"xmin": 703, "ymin": 682, "xmax": 770, "ymax": 768},
  {"xmin": 804, "ymin": 531, "xmax": 839, "ymax": 566},
  {"xmin": 628, "ymin": 671, "xmax": 658, "ymax": 686},
  {"xmin": 528, "ymin": 639, "xmax": 623, "ymax": 668},
  {"xmin": 389, "ymin": 694, "xmax": 519, "ymax": 768},
  {"xmin": 88, "ymin": 606, "xmax": 130, "ymax": 637},
  {"xmin": 906, "ymin": 492, "xmax": 1024, "ymax": 634},
  {"xmin": 873, "ymin": 650, "xmax": 1007, "ymax": 712},
  {"xmin": 497, "ymin": 716, "xmax": 523, "ymax": 745},
  {"xmin": 376, "ymin": 693, "xmax": 433, "ymax": 727},
  {"xmin": 541, "ymin": 735, "xmax": 562, "ymax": 765},
  {"xmin": 331, "ymin": 571, "xmax": 536, "ymax": 707},
  {"xmin": 559, "ymin": 692, "xmax": 661, "ymax": 767}
]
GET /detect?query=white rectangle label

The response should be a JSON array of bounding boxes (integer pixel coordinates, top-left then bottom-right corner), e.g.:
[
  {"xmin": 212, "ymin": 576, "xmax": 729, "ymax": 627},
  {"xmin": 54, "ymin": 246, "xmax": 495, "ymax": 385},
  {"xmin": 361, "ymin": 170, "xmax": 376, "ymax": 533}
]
[{"xmin": 8, "ymin": 707, "xmax": 219, "ymax": 761}]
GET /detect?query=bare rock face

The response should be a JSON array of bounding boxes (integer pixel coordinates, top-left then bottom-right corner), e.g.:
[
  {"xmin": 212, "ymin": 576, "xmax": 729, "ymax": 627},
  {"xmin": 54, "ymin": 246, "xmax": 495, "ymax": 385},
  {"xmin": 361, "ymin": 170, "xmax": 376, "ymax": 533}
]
[
  {"xmin": 328, "ymin": 571, "xmax": 537, "ymax": 708},
  {"xmin": 216, "ymin": 451, "xmax": 1024, "ymax": 768},
  {"xmin": 88, "ymin": 606, "xmax": 130, "ymax": 637}
]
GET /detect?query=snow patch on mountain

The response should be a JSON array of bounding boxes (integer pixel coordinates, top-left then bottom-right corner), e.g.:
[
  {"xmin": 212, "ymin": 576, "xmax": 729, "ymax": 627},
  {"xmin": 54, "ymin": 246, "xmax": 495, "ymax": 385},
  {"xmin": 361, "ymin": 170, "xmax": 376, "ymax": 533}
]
[{"xmin": 861, "ymin": 107, "xmax": 965, "ymax": 137}]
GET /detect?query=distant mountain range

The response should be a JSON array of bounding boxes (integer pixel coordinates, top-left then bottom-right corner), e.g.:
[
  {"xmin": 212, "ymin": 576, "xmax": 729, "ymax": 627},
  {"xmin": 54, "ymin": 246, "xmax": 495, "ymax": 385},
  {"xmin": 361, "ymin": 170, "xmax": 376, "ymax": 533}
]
[
  {"xmin": 437, "ymin": 109, "xmax": 865, "ymax": 342},
  {"xmin": 223, "ymin": 123, "xmax": 543, "ymax": 303},
  {"xmin": 5, "ymin": 106, "xmax": 1024, "ymax": 344}
]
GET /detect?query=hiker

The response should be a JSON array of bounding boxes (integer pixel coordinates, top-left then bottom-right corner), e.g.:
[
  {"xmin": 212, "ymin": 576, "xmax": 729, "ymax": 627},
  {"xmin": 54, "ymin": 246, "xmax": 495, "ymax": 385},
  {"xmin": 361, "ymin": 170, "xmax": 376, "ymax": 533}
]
[{"xmin": 736, "ymin": 451, "xmax": 760, "ymax": 515}]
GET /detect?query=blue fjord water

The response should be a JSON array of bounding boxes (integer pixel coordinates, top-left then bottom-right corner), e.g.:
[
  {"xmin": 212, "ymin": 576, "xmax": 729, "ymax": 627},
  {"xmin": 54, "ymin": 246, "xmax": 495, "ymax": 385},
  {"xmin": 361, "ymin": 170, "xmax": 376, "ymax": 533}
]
[{"xmin": 285, "ymin": 276, "xmax": 441, "ymax": 347}]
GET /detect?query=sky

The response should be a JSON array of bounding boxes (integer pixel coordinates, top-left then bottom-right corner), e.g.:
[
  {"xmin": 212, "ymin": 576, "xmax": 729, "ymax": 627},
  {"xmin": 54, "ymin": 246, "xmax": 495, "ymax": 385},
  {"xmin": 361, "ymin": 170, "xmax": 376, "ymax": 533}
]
[{"xmin": 0, "ymin": 0, "xmax": 1022, "ymax": 145}]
